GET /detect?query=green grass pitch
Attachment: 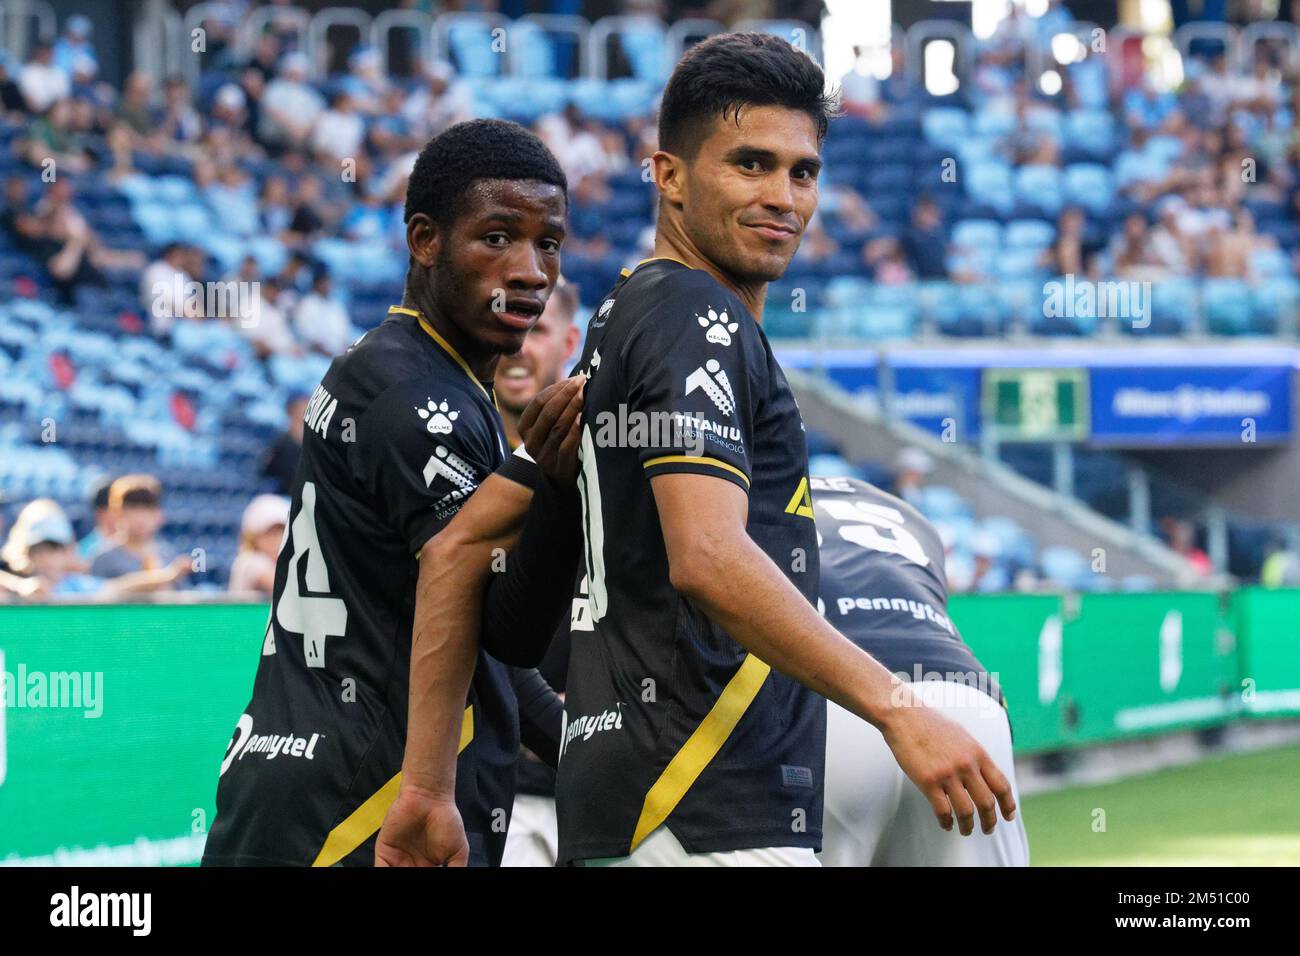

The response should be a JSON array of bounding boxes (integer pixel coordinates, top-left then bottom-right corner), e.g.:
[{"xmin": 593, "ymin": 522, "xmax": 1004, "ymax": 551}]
[{"xmin": 1022, "ymin": 745, "xmax": 1300, "ymax": 866}]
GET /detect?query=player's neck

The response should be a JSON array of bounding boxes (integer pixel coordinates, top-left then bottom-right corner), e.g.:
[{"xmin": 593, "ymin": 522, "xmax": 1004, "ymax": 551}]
[
  {"xmin": 401, "ymin": 288, "xmax": 497, "ymax": 382},
  {"xmin": 650, "ymin": 235, "xmax": 768, "ymax": 324},
  {"xmin": 500, "ymin": 408, "xmax": 522, "ymax": 450}
]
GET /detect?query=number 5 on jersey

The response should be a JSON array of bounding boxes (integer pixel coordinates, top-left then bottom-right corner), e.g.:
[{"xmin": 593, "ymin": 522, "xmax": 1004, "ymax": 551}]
[{"xmin": 275, "ymin": 482, "xmax": 348, "ymax": 667}]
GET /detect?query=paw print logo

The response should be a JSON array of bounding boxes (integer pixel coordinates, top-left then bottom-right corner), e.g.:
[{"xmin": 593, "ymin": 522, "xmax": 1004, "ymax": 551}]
[
  {"xmin": 697, "ymin": 307, "xmax": 739, "ymax": 347},
  {"xmin": 417, "ymin": 399, "xmax": 458, "ymax": 435}
]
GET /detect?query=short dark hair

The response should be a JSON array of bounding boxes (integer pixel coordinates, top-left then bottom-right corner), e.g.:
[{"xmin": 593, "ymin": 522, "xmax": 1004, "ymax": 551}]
[
  {"xmin": 403, "ymin": 119, "xmax": 567, "ymax": 230},
  {"xmin": 658, "ymin": 32, "xmax": 838, "ymax": 160}
]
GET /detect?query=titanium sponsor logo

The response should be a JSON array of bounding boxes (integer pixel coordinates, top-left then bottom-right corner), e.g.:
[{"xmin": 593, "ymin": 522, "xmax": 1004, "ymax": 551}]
[
  {"xmin": 697, "ymin": 306, "xmax": 738, "ymax": 346},
  {"xmin": 1112, "ymin": 385, "xmax": 1270, "ymax": 421},
  {"xmin": 832, "ymin": 595, "xmax": 956, "ymax": 635},
  {"xmin": 219, "ymin": 713, "xmax": 323, "ymax": 777},
  {"xmin": 685, "ymin": 359, "xmax": 735, "ymax": 416},
  {"xmin": 670, "ymin": 410, "xmax": 743, "ymax": 455},
  {"xmin": 559, "ymin": 704, "xmax": 624, "ymax": 758},
  {"xmin": 1, "ymin": 662, "xmax": 103, "ymax": 718},
  {"xmin": 50, "ymin": 886, "xmax": 151, "ymax": 936},
  {"xmin": 303, "ymin": 384, "xmax": 338, "ymax": 439},
  {"xmin": 590, "ymin": 404, "xmax": 706, "ymax": 456}
]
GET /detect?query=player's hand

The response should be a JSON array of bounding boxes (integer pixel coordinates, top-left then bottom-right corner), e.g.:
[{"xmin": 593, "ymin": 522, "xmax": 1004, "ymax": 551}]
[
  {"xmin": 879, "ymin": 694, "xmax": 1016, "ymax": 836},
  {"xmin": 375, "ymin": 784, "xmax": 469, "ymax": 867},
  {"xmin": 518, "ymin": 375, "xmax": 584, "ymax": 484}
]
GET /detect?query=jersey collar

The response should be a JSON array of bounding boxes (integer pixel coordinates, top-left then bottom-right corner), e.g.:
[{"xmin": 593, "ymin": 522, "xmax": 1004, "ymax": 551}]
[
  {"xmin": 388, "ymin": 305, "xmax": 498, "ymax": 409},
  {"xmin": 618, "ymin": 255, "xmax": 694, "ymax": 279}
]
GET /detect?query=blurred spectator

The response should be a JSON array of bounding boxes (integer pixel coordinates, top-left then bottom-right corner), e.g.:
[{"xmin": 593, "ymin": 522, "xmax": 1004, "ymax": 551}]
[
  {"xmin": 141, "ymin": 243, "xmax": 194, "ymax": 335},
  {"xmin": 401, "ymin": 60, "xmax": 473, "ymax": 139},
  {"xmin": 293, "ymin": 270, "xmax": 356, "ymax": 357},
  {"xmin": 52, "ymin": 15, "xmax": 97, "ymax": 77},
  {"xmin": 21, "ymin": 97, "xmax": 94, "ymax": 173},
  {"xmin": 116, "ymin": 71, "xmax": 162, "ymax": 148},
  {"xmin": 259, "ymin": 53, "xmax": 324, "ymax": 151},
  {"xmin": 78, "ymin": 477, "xmax": 117, "ymax": 560},
  {"xmin": 1260, "ymin": 540, "xmax": 1300, "ymax": 588},
  {"xmin": 1160, "ymin": 516, "xmax": 1214, "ymax": 577},
  {"xmin": 18, "ymin": 43, "xmax": 69, "ymax": 113},
  {"xmin": 892, "ymin": 447, "xmax": 933, "ymax": 505},
  {"xmin": 1, "ymin": 500, "xmax": 101, "ymax": 598},
  {"xmin": 228, "ymin": 495, "xmax": 289, "ymax": 594},
  {"xmin": 862, "ymin": 235, "xmax": 914, "ymax": 284},
  {"xmin": 311, "ymin": 91, "xmax": 365, "ymax": 162},
  {"xmin": 0, "ymin": 55, "xmax": 27, "ymax": 115},
  {"xmin": 260, "ymin": 394, "xmax": 308, "ymax": 494},
  {"xmin": 239, "ymin": 279, "xmax": 298, "ymax": 357},
  {"xmin": 161, "ymin": 75, "xmax": 204, "ymax": 146},
  {"xmin": 90, "ymin": 476, "xmax": 186, "ymax": 587},
  {"xmin": 900, "ymin": 195, "xmax": 948, "ymax": 279},
  {"xmin": 839, "ymin": 45, "xmax": 886, "ymax": 123}
]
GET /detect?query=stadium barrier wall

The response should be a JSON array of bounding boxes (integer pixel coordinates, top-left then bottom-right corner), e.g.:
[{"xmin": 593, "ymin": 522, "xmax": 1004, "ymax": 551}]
[{"xmin": 1, "ymin": 592, "xmax": 1297, "ymax": 863}]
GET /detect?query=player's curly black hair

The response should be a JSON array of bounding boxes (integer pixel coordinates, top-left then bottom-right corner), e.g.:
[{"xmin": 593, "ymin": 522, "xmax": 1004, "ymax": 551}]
[
  {"xmin": 402, "ymin": 118, "xmax": 568, "ymax": 229},
  {"xmin": 658, "ymin": 32, "xmax": 839, "ymax": 160}
]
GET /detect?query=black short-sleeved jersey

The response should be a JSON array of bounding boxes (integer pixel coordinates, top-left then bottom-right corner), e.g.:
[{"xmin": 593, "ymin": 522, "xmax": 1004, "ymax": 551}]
[
  {"xmin": 203, "ymin": 306, "xmax": 520, "ymax": 867},
  {"xmin": 555, "ymin": 258, "xmax": 824, "ymax": 864},
  {"xmin": 812, "ymin": 476, "xmax": 1004, "ymax": 706}
]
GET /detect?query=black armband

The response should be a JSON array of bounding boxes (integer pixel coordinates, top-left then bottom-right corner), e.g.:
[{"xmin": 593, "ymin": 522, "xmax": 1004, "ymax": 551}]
[{"xmin": 479, "ymin": 474, "xmax": 582, "ymax": 667}]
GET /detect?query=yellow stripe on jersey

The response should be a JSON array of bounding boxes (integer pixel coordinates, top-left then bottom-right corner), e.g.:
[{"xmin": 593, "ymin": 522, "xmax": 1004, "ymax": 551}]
[
  {"xmin": 630, "ymin": 653, "xmax": 771, "ymax": 851},
  {"xmin": 643, "ymin": 455, "xmax": 750, "ymax": 488},
  {"xmin": 311, "ymin": 705, "xmax": 474, "ymax": 867},
  {"xmin": 387, "ymin": 305, "xmax": 499, "ymax": 410}
]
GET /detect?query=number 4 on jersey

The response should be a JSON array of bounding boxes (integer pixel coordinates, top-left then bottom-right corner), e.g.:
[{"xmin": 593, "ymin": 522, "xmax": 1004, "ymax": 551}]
[{"xmin": 274, "ymin": 481, "xmax": 347, "ymax": 667}]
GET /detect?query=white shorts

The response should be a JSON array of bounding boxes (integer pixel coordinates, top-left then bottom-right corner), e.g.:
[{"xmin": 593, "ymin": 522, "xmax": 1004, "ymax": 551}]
[
  {"xmin": 501, "ymin": 793, "xmax": 559, "ymax": 867},
  {"xmin": 820, "ymin": 680, "xmax": 1030, "ymax": 867},
  {"xmin": 581, "ymin": 825, "xmax": 821, "ymax": 867}
]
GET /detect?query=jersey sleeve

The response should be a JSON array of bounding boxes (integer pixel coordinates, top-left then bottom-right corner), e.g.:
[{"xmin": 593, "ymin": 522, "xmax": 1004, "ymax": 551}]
[
  {"xmin": 618, "ymin": 278, "xmax": 759, "ymax": 494},
  {"xmin": 350, "ymin": 380, "xmax": 499, "ymax": 554}
]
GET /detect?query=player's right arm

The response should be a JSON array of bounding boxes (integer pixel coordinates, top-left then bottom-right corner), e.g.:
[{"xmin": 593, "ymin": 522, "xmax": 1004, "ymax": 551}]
[
  {"xmin": 651, "ymin": 473, "xmax": 1016, "ymax": 837},
  {"xmin": 374, "ymin": 376, "xmax": 583, "ymax": 866},
  {"xmin": 617, "ymin": 277, "xmax": 1015, "ymax": 838}
]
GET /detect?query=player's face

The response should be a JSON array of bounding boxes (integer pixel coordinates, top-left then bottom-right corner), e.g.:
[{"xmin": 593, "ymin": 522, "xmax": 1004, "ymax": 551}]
[
  {"xmin": 430, "ymin": 179, "xmax": 567, "ymax": 357},
  {"xmin": 680, "ymin": 105, "xmax": 822, "ymax": 283},
  {"xmin": 494, "ymin": 295, "xmax": 579, "ymax": 415}
]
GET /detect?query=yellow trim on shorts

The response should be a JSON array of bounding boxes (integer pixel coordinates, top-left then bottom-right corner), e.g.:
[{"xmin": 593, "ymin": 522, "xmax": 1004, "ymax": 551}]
[
  {"xmin": 643, "ymin": 455, "xmax": 750, "ymax": 488},
  {"xmin": 630, "ymin": 653, "xmax": 771, "ymax": 851},
  {"xmin": 311, "ymin": 705, "xmax": 474, "ymax": 867}
]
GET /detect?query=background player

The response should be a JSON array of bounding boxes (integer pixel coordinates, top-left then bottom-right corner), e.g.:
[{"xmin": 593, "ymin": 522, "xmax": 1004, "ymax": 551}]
[
  {"xmin": 811, "ymin": 476, "xmax": 1030, "ymax": 866},
  {"xmin": 203, "ymin": 119, "xmax": 574, "ymax": 867}
]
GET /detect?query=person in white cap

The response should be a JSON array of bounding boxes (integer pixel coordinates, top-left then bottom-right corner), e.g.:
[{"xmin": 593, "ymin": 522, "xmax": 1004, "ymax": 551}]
[
  {"xmin": 228, "ymin": 494, "xmax": 290, "ymax": 595},
  {"xmin": 893, "ymin": 446, "xmax": 935, "ymax": 506}
]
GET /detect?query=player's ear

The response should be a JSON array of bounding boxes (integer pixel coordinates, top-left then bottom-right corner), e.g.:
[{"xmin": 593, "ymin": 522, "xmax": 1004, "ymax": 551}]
[
  {"xmin": 564, "ymin": 323, "xmax": 581, "ymax": 359},
  {"xmin": 406, "ymin": 212, "xmax": 440, "ymax": 269},
  {"xmin": 652, "ymin": 150, "xmax": 686, "ymax": 206}
]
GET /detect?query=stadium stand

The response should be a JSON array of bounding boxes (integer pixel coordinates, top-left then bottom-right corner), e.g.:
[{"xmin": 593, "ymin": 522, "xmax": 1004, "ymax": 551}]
[{"xmin": 1, "ymin": 4, "xmax": 1298, "ymax": 590}]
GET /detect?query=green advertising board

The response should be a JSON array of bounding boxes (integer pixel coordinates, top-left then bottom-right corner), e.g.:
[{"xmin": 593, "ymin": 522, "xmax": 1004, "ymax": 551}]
[
  {"xmin": 0, "ymin": 592, "xmax": 1296, "ymax": 863},
  {"xmin": 1230, "ymin": 587, "xmax": 1300, "ymax": 718},
  {"xmin": 0, "ymin": 603, "xmax": 265, "ymax": 864}
]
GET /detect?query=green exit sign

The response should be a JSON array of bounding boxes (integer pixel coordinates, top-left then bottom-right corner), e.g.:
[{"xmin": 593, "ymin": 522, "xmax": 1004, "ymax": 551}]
[{"xmin": 983, "ymin": 368, "xmax": 1089, "ymax": 442}]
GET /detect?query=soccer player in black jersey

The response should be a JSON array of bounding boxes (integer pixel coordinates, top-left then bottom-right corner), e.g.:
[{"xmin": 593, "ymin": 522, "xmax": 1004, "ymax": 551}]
[
  {"xmin": 385, "ymin": 34, "xmax": 1017, "ymax": 867},
  {"xmin": 811, "ymin": 476, "xmax": 1029, "ymax": 866},
  {"xmin": 201, "ymin": 120, "xmax": 578, "ymax": 867}
]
